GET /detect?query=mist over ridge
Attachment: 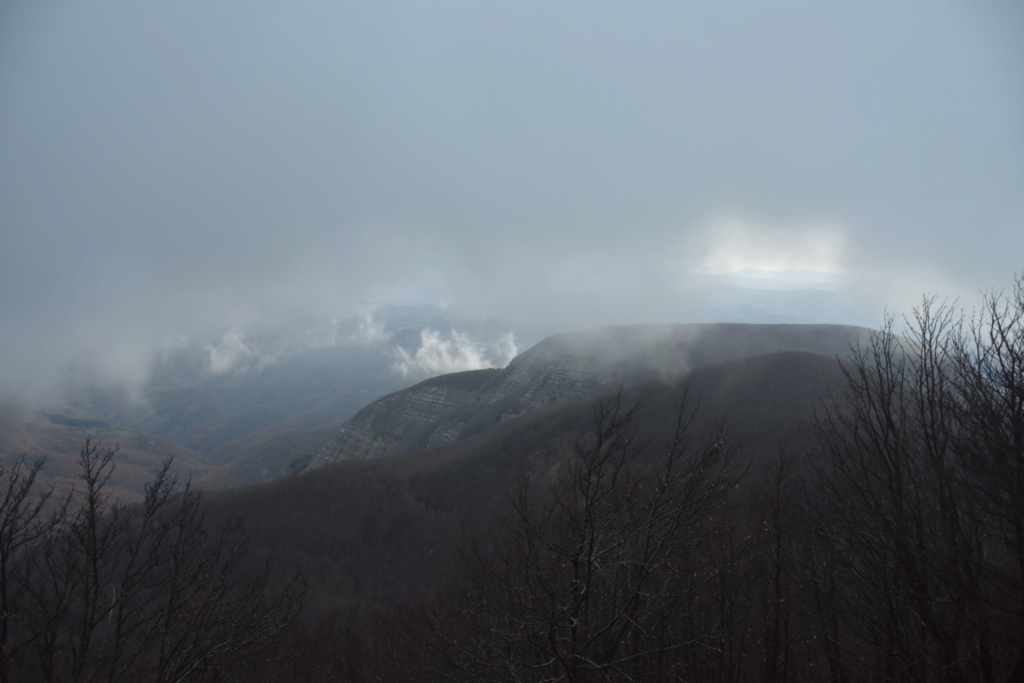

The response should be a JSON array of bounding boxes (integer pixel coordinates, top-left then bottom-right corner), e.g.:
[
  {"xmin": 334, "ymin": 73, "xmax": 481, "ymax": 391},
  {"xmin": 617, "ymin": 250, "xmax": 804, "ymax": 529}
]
[{"xmin": 2, "ymin": 1, "xmax": 1021, "ymax": 406}]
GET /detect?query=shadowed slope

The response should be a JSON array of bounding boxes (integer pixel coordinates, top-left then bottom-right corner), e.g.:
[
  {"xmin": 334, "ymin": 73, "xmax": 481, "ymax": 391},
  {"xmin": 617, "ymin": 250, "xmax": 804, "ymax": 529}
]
[
  {"xmin": 209, "ymin": 348, "xmax": 847, "ymax": 613},
  {"xmin": 304, "ymin": 323, "xmax": 866, "ymax": 470}
]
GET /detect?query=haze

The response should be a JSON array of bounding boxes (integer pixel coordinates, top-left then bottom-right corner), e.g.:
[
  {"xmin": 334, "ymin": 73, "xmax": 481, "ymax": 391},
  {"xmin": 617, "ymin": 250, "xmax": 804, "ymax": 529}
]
[{"xmin": 2, "ymin": 1, "xmax": 1022, "ymax": 403}]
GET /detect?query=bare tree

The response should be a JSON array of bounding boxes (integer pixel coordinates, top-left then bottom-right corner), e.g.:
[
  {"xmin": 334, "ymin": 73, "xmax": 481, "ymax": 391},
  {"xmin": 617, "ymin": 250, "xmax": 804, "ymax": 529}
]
[
  {"xmin": 1, "ymin": 439, "xmax": 307, "ymax": 682},
  {"xmin": 747, "ymin": 452, "xmax": 801, "ymax": 683},
  {"xmin": 812, "ymin": 285, "xmax": 1024, "ymax": 682},
  {"xmin": 0, "ymin": 458, "xmax": 67, "ymax": 683},
  {"xmin": 436, "ymin": 388, "xmax": 739, "ymax": 682},
  {"xmin": 947, "ymin": 278, "xmax": 1024, "ymax": 681}
]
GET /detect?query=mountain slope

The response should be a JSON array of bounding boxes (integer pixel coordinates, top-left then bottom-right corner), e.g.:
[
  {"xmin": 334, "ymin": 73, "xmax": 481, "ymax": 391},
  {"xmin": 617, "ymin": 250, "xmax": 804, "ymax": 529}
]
[
  {"xmin": 5, "ymin": 305, "xmax": 520, "ymax": 493},
  {"xmin": 0, "ymin": 400, "xmax": 210, "ymax": 500},
  {"xmin": 304, "ymin": 323, "xmax": 868, "ymax": 470},
  {"xmin": 210, "ymin": 346, "xmax": 850, "ymax": 612}
]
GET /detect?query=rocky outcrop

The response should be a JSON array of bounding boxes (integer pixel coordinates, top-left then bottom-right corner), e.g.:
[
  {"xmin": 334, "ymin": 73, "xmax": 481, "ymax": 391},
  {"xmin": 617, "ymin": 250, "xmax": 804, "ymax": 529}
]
[
  {"xmin": 308, "ymin": 373, "xmax": 495, "ymax": 465},
  {"xmin": 304, "ymin": 322, "xmax": 870, "ymax": 470}
]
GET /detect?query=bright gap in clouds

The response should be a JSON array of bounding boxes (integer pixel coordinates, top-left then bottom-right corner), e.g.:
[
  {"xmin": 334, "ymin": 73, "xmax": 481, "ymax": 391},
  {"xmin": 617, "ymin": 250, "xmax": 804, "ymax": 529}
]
[{"xmin": 696, "ymin": 216, "xmax": 849, "ymax": 290}]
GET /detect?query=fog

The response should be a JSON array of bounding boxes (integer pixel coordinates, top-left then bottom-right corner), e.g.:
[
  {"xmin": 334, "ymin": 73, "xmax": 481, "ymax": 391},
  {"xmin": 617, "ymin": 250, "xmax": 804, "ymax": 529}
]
[{"xmin": 2, "ymin": 1, "xmax": 1022, "ymax": 404}]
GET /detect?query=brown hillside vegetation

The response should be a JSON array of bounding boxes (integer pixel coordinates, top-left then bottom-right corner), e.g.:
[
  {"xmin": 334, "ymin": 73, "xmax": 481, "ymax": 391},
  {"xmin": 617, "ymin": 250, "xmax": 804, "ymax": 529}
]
[{"xmin": 0, "ymin": 402, "xmax": 211, "ymax": 501}]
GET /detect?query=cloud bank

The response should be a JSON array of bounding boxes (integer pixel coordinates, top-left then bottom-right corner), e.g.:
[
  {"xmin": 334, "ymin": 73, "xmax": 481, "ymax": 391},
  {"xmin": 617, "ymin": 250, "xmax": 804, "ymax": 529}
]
[{"xmin": 1, "ymin": 1, "xmax": 1021, "ymax": 404}]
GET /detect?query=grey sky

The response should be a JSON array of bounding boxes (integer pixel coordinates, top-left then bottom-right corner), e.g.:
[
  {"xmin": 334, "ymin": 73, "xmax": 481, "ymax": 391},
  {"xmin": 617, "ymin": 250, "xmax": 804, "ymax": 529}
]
[{"xmin": 2, "ymin": 1, "xmax": 1023, "ymax": 402}]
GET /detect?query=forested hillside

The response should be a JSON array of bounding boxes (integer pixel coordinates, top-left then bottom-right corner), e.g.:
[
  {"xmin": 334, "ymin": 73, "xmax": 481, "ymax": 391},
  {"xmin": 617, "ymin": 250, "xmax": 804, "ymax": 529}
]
[
  {"xmin": 2, "ymin": 283, "xmax": 1023, "ymax": 680},
  {"xmin": 205, "ymin": 284, "xmax": 1024, "ymax": 681}
]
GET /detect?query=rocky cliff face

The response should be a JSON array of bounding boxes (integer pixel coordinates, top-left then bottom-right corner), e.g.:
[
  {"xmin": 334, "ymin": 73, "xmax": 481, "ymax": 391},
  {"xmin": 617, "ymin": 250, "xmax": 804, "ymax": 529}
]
[{"xmin": 304, "ymin": 322, "xmax": 869, "ymax": 470}]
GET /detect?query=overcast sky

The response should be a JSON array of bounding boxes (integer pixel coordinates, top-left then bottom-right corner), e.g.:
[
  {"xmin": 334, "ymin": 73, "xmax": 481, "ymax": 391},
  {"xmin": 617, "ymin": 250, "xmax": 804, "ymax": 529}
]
[{"xmin": 2, "ymin": 1, "xmax": 1023, "ymax": 402}]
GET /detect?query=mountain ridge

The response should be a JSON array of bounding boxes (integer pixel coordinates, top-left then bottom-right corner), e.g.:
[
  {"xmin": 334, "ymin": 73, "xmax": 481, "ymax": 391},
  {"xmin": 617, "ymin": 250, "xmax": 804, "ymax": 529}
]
[{"xmin": 304, "ymin": 322, "xmax": 869, "ymax": 471}]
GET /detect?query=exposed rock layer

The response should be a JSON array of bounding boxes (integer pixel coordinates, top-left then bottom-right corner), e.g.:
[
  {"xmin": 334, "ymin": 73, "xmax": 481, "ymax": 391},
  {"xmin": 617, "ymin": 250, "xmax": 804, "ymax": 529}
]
[{"xmin": 305, "ymin": 323, "xmax": 869, "ymax": 470}]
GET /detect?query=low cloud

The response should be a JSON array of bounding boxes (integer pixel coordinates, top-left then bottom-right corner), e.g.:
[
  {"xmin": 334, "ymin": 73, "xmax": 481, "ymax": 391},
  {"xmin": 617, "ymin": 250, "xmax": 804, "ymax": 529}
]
[
  {"xmin": 355, "ymin": 310, "xmax": 393, "ymax": 345},
  {"xmin": 393, "ymin": 329, "xmax": 519, "ymax": 377},
  {"xmin": 205, "ymin": 332, "xmax": 272, "ymax": 375},
  {"xmin": 1, "ymin": 2, "xmax": 1020, "ymax": 407}
]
